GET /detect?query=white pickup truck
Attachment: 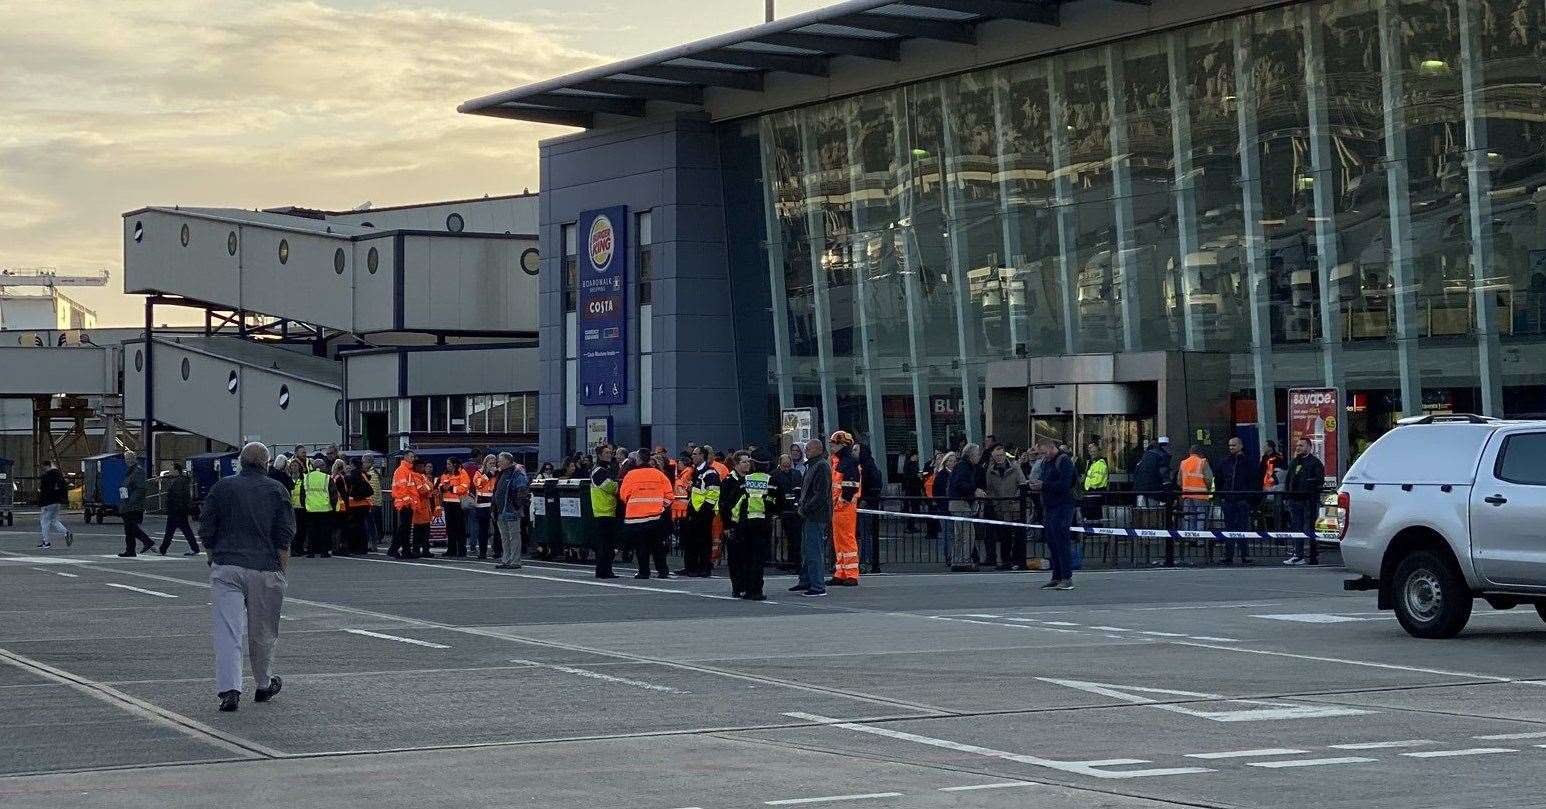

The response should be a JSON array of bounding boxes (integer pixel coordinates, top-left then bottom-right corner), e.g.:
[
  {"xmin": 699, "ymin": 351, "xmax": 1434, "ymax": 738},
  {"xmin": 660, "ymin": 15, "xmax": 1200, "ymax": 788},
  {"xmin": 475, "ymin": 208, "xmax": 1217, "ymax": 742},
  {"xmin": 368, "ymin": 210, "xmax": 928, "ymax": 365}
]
[{"xmin": 1340, "ymin": 415, "xmax": 1546, "ymax": 638}]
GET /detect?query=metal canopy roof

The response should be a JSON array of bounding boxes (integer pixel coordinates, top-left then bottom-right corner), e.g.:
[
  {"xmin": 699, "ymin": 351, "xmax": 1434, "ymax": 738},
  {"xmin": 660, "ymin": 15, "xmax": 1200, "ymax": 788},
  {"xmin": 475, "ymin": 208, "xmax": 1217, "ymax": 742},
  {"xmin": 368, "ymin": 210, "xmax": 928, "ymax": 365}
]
[{"xmin": 459, "ymin": 0, "xmax": 1138, "ymax": 127}]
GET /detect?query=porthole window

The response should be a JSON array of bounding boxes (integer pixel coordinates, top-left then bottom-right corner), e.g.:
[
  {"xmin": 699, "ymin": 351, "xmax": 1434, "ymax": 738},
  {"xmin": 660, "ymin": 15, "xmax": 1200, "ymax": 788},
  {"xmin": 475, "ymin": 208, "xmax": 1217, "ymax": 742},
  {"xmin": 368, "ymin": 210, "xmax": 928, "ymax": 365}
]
[
  {"xmin": 278, "ymin": 385, "xmax": 291, "ymax": 410},
  {"xmin": 278, "ymin": 239, "xmax": 289, "ymax": 265},
  {"xmin": 180, "ymin": 223, "xmax": 191, "ymax": 247},
  {"xmin": 180, "ymin": 358, "xmax": 190, "ymax": 381},
  {"xmin": 227, "ymin": 369, "xmax": 239, "ymax": 394},
  {"xmin": 446, "ymin": 212, "xmax": 465, "ymax": 233},
  {"xmin": 520, "ymin": 247, "xmax": 540, "ymax": 276},
  {"xmin": 334, "ymin": 400, "xmax": 345, "ymax": 427},
  {"xmin": 227, "ymin": 231, "xmax": 238, "ymax": 256},
  {"xmin": 132, "ymin": 221, "xmax": 144, "ymax": 243},
  {"xmin": 367, "ymin": 246, "xmax": 379, "ymax": 274},
  {"xmin": 334, "ymin": 248, "xmax": 346, "ymax": 275},
  {"xmin": 134, "ymin": 350, "xmax": 143, "ymax": 371}
]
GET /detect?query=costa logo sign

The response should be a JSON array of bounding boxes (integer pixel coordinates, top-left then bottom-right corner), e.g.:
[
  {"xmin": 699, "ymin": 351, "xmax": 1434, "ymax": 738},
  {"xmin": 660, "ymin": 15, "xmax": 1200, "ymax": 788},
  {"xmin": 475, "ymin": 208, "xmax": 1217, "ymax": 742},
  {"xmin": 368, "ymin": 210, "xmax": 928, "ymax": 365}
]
[{"xmin": 588, "ymin": 215, "xmax": 615, "ymax": 271}]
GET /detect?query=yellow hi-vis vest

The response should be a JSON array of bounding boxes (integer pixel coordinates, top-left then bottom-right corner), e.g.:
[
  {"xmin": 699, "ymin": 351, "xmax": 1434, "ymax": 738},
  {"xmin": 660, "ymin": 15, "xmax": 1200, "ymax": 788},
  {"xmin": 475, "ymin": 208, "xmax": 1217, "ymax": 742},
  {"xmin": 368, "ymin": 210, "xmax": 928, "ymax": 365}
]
[
  {"xmin": 302, "ymin": 470, "xmax": 331, "ymax": 513},
  {"xmin": 589, "ymin": 466, "xmax": 619, "ymax": 518},
  {"xmin": 729, "ymin": 472, "xmax": 770, "ymax": 523},
  {"xmin": 689, "ymin": 464, "xmax": 721, "ymax": 510},
  {"xmin": 1083, "ymin": 458, "xmax": 1109, "ymax": 491}
]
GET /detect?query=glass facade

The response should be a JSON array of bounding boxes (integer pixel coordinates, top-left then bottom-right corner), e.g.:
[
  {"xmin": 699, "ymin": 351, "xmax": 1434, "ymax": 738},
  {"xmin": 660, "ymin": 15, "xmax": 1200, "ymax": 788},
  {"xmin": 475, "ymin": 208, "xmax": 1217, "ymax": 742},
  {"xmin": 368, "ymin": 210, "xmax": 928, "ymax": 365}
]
[{"xmin": 743, "ymin": 0, "xmax": 1545, "ymax": 463}]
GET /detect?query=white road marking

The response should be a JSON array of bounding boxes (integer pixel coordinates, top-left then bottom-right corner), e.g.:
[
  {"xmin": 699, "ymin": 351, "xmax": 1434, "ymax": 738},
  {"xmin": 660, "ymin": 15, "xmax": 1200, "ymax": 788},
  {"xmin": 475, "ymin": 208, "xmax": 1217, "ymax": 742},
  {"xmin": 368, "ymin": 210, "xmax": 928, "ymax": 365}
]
[
  {"xmin": 31, "ymin": 567, "xmax": 79, "ymax": 577},
  {"xmin": 0, "ymin": 645, "xmax": 281, "ymax": 758},
  {"xmin": 765, "ymin": 793, "xmax": 904, "ymax": 805},
  {"xmin": 342, "ymin": 629, "xmax": 450, "ymax": 649},
  {"xmin": 510, "ymin": 658, "xmax": 686, "ymax": 694},
  {"xmin": 1037, "ymin": 677, "xmax": 1371, "ymax": 722},
  {"xmin": 1247, "ymin": 757, "xmax": 1377, "ymax": 769},
  {"xmin": 1186, "ymin": 748, "xmax": 1307, "ymax": 759},
  {"xmin": 1138, "ymin": 631, "xmax": 1187, "ymax": 637},
  {"xmin": 1329, "ymin": 740, "xmax": 1434, "ymax": 750},
  {"xmin": 95, "ymin": 554, "xmax": 188, "ymax": 562},
  {"xmin": 1092, "ymin": 626, "xmax": 1136, "ymax": 632},
  {"xmin": 1474, "ymin": 731, "xmax": 1546, "ymax": 740},
  {"xmin": 341, "ymin": 554, "xmax": 698, "ymax": 595},
  {"xmin": 937, "ymin": 782, "xmax": 1034, "ymax": 792},
  {"xmin": 1171, "ymin": 641, "xmax": 1516, "ymax": 683},
  {"xmin": 103, "ymin": 582, "xmax": 178, "ymax": 598},
  {"xmin": 1402, "ymin": 747, "xmax": 1517, "ymax": 759},
  {"xmin": 1251, "ymin": 613, "xmax": 1367, "ymax": 624},
  {"xmin": 785, "ymin": 712, "xmax": 1213, "ymax": 780}
]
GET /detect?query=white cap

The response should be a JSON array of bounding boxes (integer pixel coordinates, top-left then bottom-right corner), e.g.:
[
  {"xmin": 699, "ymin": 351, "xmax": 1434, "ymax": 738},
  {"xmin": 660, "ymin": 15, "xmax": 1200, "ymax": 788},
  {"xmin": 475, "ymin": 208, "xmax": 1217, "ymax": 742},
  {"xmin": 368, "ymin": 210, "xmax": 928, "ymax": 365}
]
[{"xmin": 1157, "ymin": 436, "xmax": 1171, "ymax": 445}]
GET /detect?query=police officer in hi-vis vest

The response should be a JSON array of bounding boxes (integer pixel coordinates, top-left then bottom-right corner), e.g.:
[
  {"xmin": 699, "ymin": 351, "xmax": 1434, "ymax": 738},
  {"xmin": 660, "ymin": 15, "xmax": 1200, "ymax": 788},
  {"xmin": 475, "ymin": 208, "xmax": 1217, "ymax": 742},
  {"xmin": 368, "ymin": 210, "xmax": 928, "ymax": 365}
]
[
  {"xmin": 589, "ymin": 445, "xmax": 621, "ymax": 579},
  {"xmin": 721, "ymin": 451, "xmax": 779, "ymax": 601}
]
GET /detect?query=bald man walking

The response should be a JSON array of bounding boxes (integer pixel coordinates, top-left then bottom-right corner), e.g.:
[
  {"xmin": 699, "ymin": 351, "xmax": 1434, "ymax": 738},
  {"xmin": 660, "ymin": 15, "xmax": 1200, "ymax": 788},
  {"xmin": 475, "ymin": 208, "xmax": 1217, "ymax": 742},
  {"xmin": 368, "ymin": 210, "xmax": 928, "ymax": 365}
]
[{"xmin": 199, "ymin": 442, "xmax": 295, "ymax": 713}]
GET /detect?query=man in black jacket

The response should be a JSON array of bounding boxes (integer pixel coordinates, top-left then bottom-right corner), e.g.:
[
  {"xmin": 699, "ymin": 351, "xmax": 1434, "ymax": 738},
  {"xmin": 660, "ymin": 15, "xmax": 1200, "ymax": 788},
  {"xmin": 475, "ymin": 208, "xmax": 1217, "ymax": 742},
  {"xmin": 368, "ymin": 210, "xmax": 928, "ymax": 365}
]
[
  {"xmin": 1132, "ymin": 438, "xmax": 1173, "ymax": 508},
  {"xmin": 158, "ymin": 461, "xmax": 201, "ymax": 556},
  {"xmin": 771, "ymin": 453, "xmax": 803, "ymax": 571},
  {"xmin": 1283, "ymin": 438, "xmax": 1326, "ymax": 566},
  {"xmin": 855, "ymin": 443, "xmax": 883, "ymax": 573},
  {"xmin": 37, "ymin": 460, "xmax": 72, "ymax": 549},
  {"xmin": 1214, "ymin": 437, "xmax": 1261, "ymax": 565}
]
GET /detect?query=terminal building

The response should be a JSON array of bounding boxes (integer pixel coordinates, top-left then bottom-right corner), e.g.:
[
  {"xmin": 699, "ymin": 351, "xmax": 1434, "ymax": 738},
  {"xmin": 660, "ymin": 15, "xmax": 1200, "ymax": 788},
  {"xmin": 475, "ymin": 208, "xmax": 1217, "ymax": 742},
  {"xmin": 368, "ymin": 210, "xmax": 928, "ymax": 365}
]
[{"xmin": 463, "ymin": 0, "xmax": 1545, "ymax": 480}]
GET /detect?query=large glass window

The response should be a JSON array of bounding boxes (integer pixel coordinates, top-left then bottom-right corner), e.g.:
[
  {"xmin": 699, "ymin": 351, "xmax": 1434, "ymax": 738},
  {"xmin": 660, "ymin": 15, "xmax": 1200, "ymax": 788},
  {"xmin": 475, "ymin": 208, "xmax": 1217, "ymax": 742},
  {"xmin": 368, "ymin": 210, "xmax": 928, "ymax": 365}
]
[
  {"xmin": 636, "ymin": 210, "xmax": 653, "ymax": 306},
  {"xmin": 561, "ymin": 223, "xmax": 577, "ymax": 313}
]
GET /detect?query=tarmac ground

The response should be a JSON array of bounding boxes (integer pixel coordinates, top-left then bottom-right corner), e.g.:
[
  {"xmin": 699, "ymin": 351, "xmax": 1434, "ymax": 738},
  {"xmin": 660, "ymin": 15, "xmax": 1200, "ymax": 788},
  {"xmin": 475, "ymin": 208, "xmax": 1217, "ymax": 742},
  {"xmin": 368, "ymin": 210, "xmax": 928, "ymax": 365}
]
[{"xmin": 3, "ymin": 512, "xmax": 1545, "ymax": 809}]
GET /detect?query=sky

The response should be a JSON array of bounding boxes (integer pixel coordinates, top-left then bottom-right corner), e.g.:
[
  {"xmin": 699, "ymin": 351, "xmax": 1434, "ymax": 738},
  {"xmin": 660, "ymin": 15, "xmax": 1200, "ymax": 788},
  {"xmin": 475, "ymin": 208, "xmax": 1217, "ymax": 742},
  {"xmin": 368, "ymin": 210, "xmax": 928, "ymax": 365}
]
[{"xmin": 0, "ymin": 0, "xmax": 840, "ymax": 325}]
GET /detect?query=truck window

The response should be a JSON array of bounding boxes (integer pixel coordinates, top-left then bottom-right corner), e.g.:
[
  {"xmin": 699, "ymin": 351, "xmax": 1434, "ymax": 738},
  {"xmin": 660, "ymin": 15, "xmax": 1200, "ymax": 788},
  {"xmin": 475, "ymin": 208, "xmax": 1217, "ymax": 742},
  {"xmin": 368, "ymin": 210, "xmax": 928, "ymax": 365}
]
[{"xmin": 1496, "ymin": 433, "xmax": 1546, "ymax": 486}]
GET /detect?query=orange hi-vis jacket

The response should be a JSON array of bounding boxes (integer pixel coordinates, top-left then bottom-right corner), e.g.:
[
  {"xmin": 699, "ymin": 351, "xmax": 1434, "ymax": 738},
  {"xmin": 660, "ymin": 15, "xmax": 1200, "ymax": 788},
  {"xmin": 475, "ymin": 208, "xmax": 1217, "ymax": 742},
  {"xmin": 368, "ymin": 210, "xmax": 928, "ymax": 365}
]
[
  {"xmin": 474, "ymin": 470, "xmax": 496, "ymax": 502},
  {"xmin": 414, "ymin": 473, "xmax": 436, "ymax": 524},
  {"xmin": 1180, "ymin": 454, "xmax": 1211, "ymax": 501},
  {"xmin": 391, "ymin": 460, "xmax": 418, "ymax": 511},
  {"xmin": 672, "ymin": 465, "xmax": 693, "ymax": 520},
  {"xmin": 438, "ymin": 469, "xmax": 472, "ymax": 503},
  {"xmin": 829, "ymin": 446, "xmax": 861, "ymax": 582},
  {"xmin": 620, "ymin": 467, "xmax": 674, "ymax": 524}
]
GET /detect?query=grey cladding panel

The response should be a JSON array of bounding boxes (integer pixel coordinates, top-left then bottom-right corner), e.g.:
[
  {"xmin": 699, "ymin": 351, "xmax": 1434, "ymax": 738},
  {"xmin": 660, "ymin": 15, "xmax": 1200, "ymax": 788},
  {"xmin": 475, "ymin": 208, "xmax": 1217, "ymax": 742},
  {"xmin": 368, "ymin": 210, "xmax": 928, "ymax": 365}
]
[
  {"xmin": 0, "ymin": 347, "xmax": 113, "ymax": 395},
  {"xmin": 239, "ymin": 374, "xmax": 340, "ymax": 447},
  {"xmin": 401, "ymin": 237, "xmax": 537, "ymax": 333},
  {"xmin": 240, "ymin": 229, "xmax": 355, "ymax": 331},
  {"xmin": 123, "ymin": 210, "xmax": 240, "ymax": 302},
  {"xmin": 345, "ymin": 353, "xmax": 402, "ymax": 399},
  {"xmin": 403, "ymin": 346, "xmax": 538, "ymax": 396},
  {"xmin": 352, "ymin": 236, "xmax": 396, "ymax": 333}
]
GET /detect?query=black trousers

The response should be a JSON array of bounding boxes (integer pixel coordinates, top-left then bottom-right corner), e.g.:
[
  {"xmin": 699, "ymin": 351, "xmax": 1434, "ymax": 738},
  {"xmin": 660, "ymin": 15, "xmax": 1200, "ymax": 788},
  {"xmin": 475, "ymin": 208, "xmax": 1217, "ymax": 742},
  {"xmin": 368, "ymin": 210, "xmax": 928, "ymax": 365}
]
[
  {"xmin": 780, "ymin": 512, "xmax": 803, "ymax": 569},
  {"xmin": 473, "ymin": 507, "xmax": 492, "ymax": 557},
  {"xmin": 292, "ymin": 508, "xmax": 308, "ymax": 555},
  {"xmin": 729, "ymin": 519, "xmax": 770, "ymax": 597},
  {"xmin": 159, "ymin": 512, "xmax": 199, "ymax": 555},
  {"xmin": 411, "ymin": 523, "xmax": 430, "ymax": 557},
  {"xmin": 390, "ymin": 506, "xmax": 414, "ymax": 556},
  {"xmin": 629, "ymin": 516, "xmax": 670, "ymax": 577},
  {"xmin": 683, "ymin": 507, "xmax": 714, "ymax": 575},
  {"xmin": 593, "ymin": 515, "xmax": 617, "ymax": 576},
  {"xmin": 304, "ymin": 511, "xmax": 333, "ymax": 555},
  {"xmin": 342, "ymin": 509, "xmax": 368, "ymax": 554},
  {"xmin": 122, "ymin": 510, "xmax": 152, "ymax": 555},
  {"xmin": 443, "ymin": 503, "xmax": 467, "ymax": 557}
]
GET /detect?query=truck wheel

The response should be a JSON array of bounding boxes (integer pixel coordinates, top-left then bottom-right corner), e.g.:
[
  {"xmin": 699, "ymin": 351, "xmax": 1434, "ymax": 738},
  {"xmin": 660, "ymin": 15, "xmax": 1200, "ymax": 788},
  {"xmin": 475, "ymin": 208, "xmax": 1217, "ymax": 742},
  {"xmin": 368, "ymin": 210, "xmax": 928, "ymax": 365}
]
[{"xmin": 1392, "ymin": 551, "xmax": 1472, "ymax": 639}]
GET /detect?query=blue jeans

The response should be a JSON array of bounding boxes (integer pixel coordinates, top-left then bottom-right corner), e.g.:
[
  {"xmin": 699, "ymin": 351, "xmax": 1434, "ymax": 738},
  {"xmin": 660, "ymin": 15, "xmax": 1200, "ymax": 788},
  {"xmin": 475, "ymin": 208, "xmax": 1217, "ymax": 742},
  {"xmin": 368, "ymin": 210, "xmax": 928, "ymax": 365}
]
[
  {"xmin": 1043, "ymin": 504, "xmax": 1075, "ymax": 581},
  {"xmin": 1182, "ymin": 499, "xmax": 1210, "ymax": 531},
  {"xmin": 799, "ymin": 521, "xmax": 829, "ymax": 594},
  {"xmin": 1288, "ymin": 500, "xmax": 1315, "ymax": 557}
]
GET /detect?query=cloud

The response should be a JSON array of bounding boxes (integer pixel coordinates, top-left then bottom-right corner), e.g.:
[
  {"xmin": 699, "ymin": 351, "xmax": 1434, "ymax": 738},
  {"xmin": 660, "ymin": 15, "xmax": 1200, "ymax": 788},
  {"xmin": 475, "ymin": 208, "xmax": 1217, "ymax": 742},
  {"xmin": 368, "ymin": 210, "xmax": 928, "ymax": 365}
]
[{"xmin": 0, "ymin": 0, "xmax": 603, "ymax": 323}]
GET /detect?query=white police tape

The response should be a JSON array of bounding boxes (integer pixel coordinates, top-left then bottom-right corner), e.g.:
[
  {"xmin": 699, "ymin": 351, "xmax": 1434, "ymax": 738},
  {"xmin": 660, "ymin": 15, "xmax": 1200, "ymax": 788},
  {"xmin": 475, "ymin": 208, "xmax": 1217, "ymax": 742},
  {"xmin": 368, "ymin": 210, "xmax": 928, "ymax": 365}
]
[{"xmin": 856, "ymin": 508, "xmax": 1324, "ymax": 543}]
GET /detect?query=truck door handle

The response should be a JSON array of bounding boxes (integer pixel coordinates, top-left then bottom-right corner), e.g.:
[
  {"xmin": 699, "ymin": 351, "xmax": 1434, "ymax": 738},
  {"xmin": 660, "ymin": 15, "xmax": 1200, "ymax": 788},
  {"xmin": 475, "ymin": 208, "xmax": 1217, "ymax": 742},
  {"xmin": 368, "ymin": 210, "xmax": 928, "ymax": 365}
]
[{"xmin": 1484, "ymin": 495, "xmax": 1508, "ymax": 506}]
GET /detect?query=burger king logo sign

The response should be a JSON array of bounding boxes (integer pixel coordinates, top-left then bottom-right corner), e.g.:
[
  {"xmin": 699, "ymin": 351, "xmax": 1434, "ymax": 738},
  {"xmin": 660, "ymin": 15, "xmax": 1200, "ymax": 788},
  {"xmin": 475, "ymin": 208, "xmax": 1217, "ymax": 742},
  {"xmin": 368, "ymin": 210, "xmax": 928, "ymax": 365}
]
[{"xmin": 588, "ymin": 215, "xmax": 615, "ymax": 271}]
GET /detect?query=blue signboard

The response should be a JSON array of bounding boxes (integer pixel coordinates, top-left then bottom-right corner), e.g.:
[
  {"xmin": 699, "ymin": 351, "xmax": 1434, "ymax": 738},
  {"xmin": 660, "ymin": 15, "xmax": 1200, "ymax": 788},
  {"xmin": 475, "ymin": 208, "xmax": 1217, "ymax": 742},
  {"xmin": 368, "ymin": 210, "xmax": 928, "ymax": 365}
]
[{"xmin": 577, "ymin": 206, "xmax": 628, "ymax": 405}]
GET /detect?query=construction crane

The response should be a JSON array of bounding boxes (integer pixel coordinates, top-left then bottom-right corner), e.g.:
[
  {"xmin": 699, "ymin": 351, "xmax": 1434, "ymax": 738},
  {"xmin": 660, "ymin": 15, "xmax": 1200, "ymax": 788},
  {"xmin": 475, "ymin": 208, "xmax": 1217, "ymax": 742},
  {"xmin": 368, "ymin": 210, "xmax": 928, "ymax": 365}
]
[{"xmin": 0, "ymin": 267, "xmax": 110, "ymax": 288}]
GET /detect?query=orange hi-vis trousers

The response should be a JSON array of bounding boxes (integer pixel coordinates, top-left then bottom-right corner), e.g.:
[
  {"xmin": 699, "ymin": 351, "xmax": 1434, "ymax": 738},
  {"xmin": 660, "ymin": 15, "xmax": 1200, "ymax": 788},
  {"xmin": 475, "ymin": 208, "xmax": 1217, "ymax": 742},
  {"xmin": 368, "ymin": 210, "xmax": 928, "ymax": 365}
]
[{"xmin": 831, "ymin": 501, "xmax": 859, "ymax": 582}]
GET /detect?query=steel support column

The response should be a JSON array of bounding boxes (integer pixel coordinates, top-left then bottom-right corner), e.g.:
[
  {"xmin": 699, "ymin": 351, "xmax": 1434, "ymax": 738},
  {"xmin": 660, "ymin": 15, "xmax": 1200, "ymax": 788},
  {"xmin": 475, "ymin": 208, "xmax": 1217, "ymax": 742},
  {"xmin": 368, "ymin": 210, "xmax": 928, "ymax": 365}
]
[
  {"xmin": 937, "ymin": 87, "xmax": 984, "ymax": 445},
  {"xmin": 1166, "ymin": 32, "xmax": 1205, "ymax": 351},
  {"xmin": 1047, "ymin": 62, "xmax": 1082, "ymax": 354},
  {"xmin": 1457, "ymin": 0, "xmax": 1504, "ymax": 416},
  {"xmin": 989, "ymin": 73, "xmax": 1025, "ymax": 354},
  {"xmin": 798, "ymin": 117, "xmax": 842, "ymax": 437},
  {"xmin": 892, "ymin": 90, "xmax": 935, "ymax": 459},
  {"xmin": 844, "ymin": 108, "xmax": 890, "ymax": 477},
  {"xmin": 1377, "ymin": 0, "xmax": 1424, "ymax": 417},
  {"xmin": 1234, "ymin": 18, "xmax": 1279, "ymax": 445},
  {"xmin": 142, "ymin": 296, "xmax": 155, "ymax": 471},
  {"xmin": 757, "ymin": 118, "xmax": 795, "ymax": 412},
  {"xmin": 1106, "ymin": 45, "xmax": 1144, "ymax": 352}
]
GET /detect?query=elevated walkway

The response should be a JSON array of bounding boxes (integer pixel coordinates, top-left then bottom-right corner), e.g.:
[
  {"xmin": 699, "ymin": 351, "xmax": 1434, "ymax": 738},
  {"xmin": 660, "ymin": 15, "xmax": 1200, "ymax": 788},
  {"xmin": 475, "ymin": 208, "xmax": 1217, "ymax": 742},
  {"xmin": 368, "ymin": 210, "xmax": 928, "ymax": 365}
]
[{"xmin": 124, "ymin": 335, "xmax": 343, "ymax": 447}]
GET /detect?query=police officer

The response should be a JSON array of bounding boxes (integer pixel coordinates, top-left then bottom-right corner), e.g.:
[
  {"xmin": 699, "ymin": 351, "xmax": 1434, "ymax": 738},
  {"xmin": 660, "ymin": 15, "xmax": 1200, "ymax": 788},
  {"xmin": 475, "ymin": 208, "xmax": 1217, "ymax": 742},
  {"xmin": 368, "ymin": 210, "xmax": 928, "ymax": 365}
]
[
  {"xmin": 682, "ymin": 445, "xmax": 720, "ymax": 577},
  {"xmin": 718, "ymin": 453, "xmax": 747, "ymax": 596},
  {"xmin": 725, "ymin": 452, "xmax": 778, "ymax": 600},
  {"xmin": 589, "ymin": 445, "xmax": 621, "ymax": 579}
]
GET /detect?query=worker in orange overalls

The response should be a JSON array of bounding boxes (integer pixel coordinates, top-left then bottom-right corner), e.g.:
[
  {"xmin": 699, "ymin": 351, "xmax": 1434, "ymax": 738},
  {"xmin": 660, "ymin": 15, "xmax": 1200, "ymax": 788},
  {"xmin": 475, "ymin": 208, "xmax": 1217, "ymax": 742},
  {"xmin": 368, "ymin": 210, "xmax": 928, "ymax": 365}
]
[
  {"xmin": 388, "ymin": 451, "xmax": 419, "ymax": 559},
  {"xmin": 828, "ymin": 430, "xmax": 862, "ymax": 586},
  {"xmin": 412, "ymin": 459, "xmax": 437, "ymax": 558},
  {"xmin": 437, "ymin": 458, "xmax": 473, "ymax": 558}
]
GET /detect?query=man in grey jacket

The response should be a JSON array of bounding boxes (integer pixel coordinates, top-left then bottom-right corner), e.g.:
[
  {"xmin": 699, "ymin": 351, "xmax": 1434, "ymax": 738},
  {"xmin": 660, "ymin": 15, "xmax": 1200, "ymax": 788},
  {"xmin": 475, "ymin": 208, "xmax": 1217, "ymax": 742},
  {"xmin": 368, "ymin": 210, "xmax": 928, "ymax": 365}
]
[
  {"xmin": 198, "ymin": 442, "xmax": 295, "ymax": 713},
  {"xmin": 793, "ymin": 438, "xmax": 832, "ymax": 597},
  {"xmin": 117, "ymin": 450, "xmax": 154, "ymax": 557}
]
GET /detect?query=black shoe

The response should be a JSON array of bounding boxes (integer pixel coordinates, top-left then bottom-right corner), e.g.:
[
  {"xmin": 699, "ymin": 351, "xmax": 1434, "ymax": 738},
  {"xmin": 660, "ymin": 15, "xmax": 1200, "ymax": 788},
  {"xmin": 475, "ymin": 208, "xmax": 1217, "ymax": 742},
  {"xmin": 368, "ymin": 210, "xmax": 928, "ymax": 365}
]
[
  {"xmin": 320, "ymin": 552, "xmax": 331, "ymax": 558},
  {"xmin": 157, "ymin": 549, "xmax": 168, "ymax": 556},
  {"xmin": 117, "ymin": 552, "xmax": 135, "ymax": 558},
  {"xmin": 731, "ymin": 591, "xmax": 744, "ymax": 598},
  {"xmin": 655, "ymin": 572, "xmax": 671, "ymax": 579},
  {"xmin": 674, "ymin": 568, "xmax": 691, "ymax": 576},
  {"xmin": 254, "ymin": 677, "xmax": 282, "ymax": 703},
  {"xmin": 995, "ymin": 564, "xmax": 1012, "ymax": 571},
  {"xmin": 826, "ymin": 577, "xmax": 842, "ymax": 586},
  {"xmin": 183, "ymin": 550, "xmax": 200, "ymax": 556},
  {"xmin": 745, "ymin": 594, "xmax": 767, "ymax": 601},
  {"xmin": 840, "ymin": 579, "xmax": 858, "ymax": 587},
  {"xmin": 218, "ymin": 691, "xmax": 240, "ymax": 712},
  {"xmin": 788, "ymin": 584, "xmax": 809, "ymax": 592},
  {"xmin": 1041, "ymin": 580, "xmax": 1061, "ymax": 589},
  {"xmin": 634, "ymin": 573, "xmax": 650, "ymax": 579},
  {"xmin": 387, "ymin": 551, "xmax": 401, "ymax": 559}
]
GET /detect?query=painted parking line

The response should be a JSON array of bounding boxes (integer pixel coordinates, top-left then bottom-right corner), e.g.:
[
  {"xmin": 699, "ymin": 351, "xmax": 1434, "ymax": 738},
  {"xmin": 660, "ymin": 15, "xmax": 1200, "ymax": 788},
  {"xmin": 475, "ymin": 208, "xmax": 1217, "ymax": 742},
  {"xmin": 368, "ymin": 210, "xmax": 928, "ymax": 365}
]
[
  {"xmin": 103, "ymin": 582, "xmax": 178, "ymax": 599},
  {"xmin": 1329, "ymin": 740, "xmax": 1435, "ymax": 750},
  {"xmin": 1474, "ymin": 731, "xmax": 1546, "ymax": 740},
  {"xmin": 1186, "ymin": 748, "xmax": 1307, "ymax": 760},
  {"xmin": 1251, "ymin": 613, "xmax": 1367, "ymax": 624},
  {"xmin": 509, "ymin": 658, "xmax": 686, "ymax": 694},
  {"xmin": 1246, "ymin": 757, "xmax": 1377, "ymax": 769},
  {"xmin": 937, "ymin": 781, "xmax": 1034, "ymax": 792},
  {"xmin": 945, "ymin": 614, "xmax": 1238, "ymax": 643},
  {"xmin": 1171, "ymin": 640, "xmax": 1517, "ymax": 683},
  {"xmin": 30, "ymin": 567, "xmax": 79, "ymax": 578},
  {"xmin": 342, "ymin": 629, "xmax": 450, "ymax": 649},
  {"xmin": 765, "ymin": 792, "xmax": 905, "ymax": 805},
  {"xmin": 1037, "ymin": 677, "xmax": 1371, "ymax": 723},
  {"xmin": 1402, "ymin": 747, "xmax": 1517, "ymax": 759},
  {"xmin": 785, "ymin": 712, "xmax": 1214, "ymax": 780}
]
